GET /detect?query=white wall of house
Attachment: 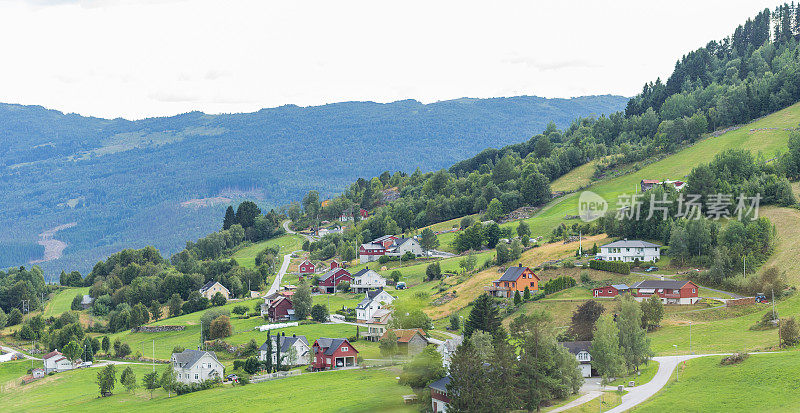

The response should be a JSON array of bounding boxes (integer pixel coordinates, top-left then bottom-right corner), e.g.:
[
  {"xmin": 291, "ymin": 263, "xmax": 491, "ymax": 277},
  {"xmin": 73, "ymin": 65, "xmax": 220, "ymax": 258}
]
[
  {"xmin": 258, "ymin": 339, "xmax": 310, "ymax": 365},
  {"xmin": 598, "ymin": 246, "xmax": 660, "ymax": 262},
  {"xmin": 388, "ymin": 239, "xmax": 423, "ymax": 256},
  {"xmin": 352, "ymin": 271, "xmax": 387, "ymax": 292},
  {"xmin": 200, "ymin": 282, "xmax": 230, "ymax": 300},
  {"xmin": 173, "ymin": 353, "xmax": 224, "ymax": 384},
  {"xmin": 356, "ymin": 291, "xmax": 395, "ymax": 321}
]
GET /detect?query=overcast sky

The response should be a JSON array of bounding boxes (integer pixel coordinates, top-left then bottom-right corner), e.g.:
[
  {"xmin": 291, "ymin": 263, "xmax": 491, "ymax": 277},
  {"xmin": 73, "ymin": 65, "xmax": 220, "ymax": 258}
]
[{"xmin": 0, "ymin": 0, "xmax": 785, "ymax": 119}]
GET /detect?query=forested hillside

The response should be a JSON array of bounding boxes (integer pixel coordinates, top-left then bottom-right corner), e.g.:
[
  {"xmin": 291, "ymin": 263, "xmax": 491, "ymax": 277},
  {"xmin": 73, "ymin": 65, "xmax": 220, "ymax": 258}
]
[{"xmin": 0, "ymin": 95, "xmax": 627, "ymax": 276}]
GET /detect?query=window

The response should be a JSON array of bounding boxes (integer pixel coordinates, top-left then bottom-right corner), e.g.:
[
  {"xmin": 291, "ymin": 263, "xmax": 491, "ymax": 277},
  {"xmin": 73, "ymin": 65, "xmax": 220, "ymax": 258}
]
[
  {"xmin": 692, "ymin": 289, "xmax": 696, "ymax": 293},
  {"xmin": 195, "ymin": 374, "xmax": 199, "ymax": 380},
  {"xmin": 342, "ymin": 347, "xmax": 348, "ymax": 352},
  {"xmin": 326, "ymin": 358, "xmax": 331, "ymax": 364}
]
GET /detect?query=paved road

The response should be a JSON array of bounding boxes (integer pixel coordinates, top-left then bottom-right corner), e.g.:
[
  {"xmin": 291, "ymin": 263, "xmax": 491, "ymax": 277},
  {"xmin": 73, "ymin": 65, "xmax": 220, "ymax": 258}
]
[
  {"xmin": 0, "ymin": 345, "xmax": 39, "ymax": 361},
  {"xmin": 266, "ymin": 252, "xmax": 295, "ymax": 297},
  {"xmin": 283, "ymin": 220, "xmax": 316, "ymax": 242},
  {"xmin": 549, "ymin": 391, "xmax": 602, "ymax": 413}
]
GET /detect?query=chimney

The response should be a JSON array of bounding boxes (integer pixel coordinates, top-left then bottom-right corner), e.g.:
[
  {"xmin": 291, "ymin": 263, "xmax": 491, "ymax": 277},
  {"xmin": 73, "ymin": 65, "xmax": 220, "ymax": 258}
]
[
  {"xmin": 518, "ymin": 263, "xmax": 522, "ymax": 267},
  {"xmin": 293, "ymin": 334, "xmax": 296, "ymax": 338}
]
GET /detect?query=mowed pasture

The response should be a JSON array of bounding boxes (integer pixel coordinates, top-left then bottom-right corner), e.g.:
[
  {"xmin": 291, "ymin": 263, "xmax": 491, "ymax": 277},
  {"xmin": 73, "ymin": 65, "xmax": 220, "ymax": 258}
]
[
  {"xmin": 44, "ymin": 287, "xmax": 90, "ymax": 317},
  {"xmin": 0, "ymin": 361, "xmax": 414, "ymax": 413},
  {"xmin": 230, "ymin": 234, "xmax": 305, "ymax": 268},
  {"xmin": 632, "ymin": 352, "xmax": 800, "ymax": 412}
]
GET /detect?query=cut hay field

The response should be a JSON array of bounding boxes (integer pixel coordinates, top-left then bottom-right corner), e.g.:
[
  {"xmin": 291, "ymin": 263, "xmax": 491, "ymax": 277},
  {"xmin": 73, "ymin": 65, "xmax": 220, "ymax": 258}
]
[
  {"xmin": 230, "ymin": 234, "xmax": 305, "ymax": 269},
  {"xmin": 44, "ymin": 287, "xmax": 90, "ymax": 317},
  {"xmin": 632, "ymin": 352, "xmax": 798, "ymax": 412},
  {"xmin": 0, "ymin": 361, "xmax": 414, "ymax": 413},
  {"xmin": 549, "ymin": 158, "xmax": 599, "ymax": 192}
]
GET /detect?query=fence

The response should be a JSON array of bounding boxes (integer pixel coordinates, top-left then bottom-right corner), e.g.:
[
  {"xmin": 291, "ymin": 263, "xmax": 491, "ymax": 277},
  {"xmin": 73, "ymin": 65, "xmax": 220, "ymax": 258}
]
[{"xmin": 250, "ymin": 370, "xmax": 300, "ymax": 383}]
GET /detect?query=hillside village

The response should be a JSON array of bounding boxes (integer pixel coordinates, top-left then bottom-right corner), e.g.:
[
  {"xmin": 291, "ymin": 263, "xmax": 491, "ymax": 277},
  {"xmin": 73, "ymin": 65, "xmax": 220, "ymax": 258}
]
[{"xmin": 5, "ymin": 4, "xmax": 800, "ymax": 413}]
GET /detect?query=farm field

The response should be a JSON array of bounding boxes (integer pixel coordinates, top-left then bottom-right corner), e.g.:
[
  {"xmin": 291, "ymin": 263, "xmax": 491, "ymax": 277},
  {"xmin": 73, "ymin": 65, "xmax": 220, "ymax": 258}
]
[
  {"xmin": 44, "ymin": 287, "xmax": 90, "ymax": 317},
  {"xmin": 549, "ymin": 158, "xmax": 599, "ymax": 192},
  {"xmin": 632, "ymin": 352, "xmax": 797, "ymax": 412},
  {"xmin": 230, "ymin": 234, "xmax": 305, "ymax": 269},
  {"xmin": 0, "ymin": 361, "xmax": 414, "ymax": 413}
]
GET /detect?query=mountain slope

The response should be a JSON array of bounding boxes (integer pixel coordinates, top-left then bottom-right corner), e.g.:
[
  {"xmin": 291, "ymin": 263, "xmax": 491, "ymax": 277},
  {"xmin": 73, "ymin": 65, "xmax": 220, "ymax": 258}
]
[{"xmin": 0, "ymin": 95, "xmax": 628, "ymax": 275}]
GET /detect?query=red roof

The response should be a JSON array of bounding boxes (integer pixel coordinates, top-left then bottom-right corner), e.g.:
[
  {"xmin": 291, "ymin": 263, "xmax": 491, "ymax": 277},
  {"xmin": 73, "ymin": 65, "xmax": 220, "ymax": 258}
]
[
  {"xmin": 381, "ymin": 328, "xmax": 427, "ymax": 343},
  {"xmin": 641, "ymin": 179, "xmax": 660, "ymax": 184},
  {"xmin": 43, "ymin": 350, "xmax": 62, "ymax": 360}
]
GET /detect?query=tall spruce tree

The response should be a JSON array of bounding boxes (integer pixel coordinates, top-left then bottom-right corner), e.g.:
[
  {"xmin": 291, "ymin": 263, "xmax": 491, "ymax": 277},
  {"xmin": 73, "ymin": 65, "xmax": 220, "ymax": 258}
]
[
  {"xmin": 223, "ymin": 205, "xmax": 236, "ymax": 230},
  {"xmin": 591, "ymin": 313, "xmax": 625, "ymax": 384},
  {"xmin": 446, "ymin": 342, "xmax": 493, "ymax": 412},
  {"xmin": 463, "ymin": 294, "xmax": 500, "ymax": 338}
]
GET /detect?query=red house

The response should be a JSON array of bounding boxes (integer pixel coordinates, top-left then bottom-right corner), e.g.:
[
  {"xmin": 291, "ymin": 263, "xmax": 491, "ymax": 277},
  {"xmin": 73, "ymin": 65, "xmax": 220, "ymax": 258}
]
[
  {"xmin": 299, "ymin": 260, "xmax": 316, "ymax": 275},
  {"xmin": 592, "ymin": 284, "xmax": 630, "ymax": 298},
  {"xmin": 429, "ymin": 376, "xmax": 451, "ymax": 412},
  {"xmin": 267, "ymin": 296, "xmax": 295, "ymax": 321},
  {"xmin": 318, "ymin": 268, "xmax": 352, "ymax": 293},
  {"xmin": 330, "ymin": 260, "xmax": 342, "ymax": 270},
  {"xmin": 311, "ymin": 338, "xmax": 358, "ymax": 370},
  {"xmin": 630, "ymin": 279, "xmax": 699, "ymax": 304}
]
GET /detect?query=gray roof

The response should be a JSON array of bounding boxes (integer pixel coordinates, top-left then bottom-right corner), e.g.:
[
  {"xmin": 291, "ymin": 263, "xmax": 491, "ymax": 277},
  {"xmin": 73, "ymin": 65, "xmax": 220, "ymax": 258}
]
[
  {"xmin": 314, "ymin": 338, "xmax": 356, "ymax": 355},
  {"xmin": 172, "ymin": 349, "xmax": 217, "ymax": 369},
  {"xmin": 429, "ymin": 376, "xmax": 451, "ymax": 392},
  {"xmin": 601, "ymin": 239, "xmax": 661, "ymax": 249},
  {"xmin": 611, "ymin": 284, "xmax": 629, "ymax": 290},
  {"xmin": 631, "ymin": 279, "xmax": 691, "ymax": 290},
  {"xmin": 356, "ymin": 288, "xmax": 390, "ymax": 309},
  {"xmin": 259, "ymin": 335, "xmax": 309, "ymax": 353},
  {"xmin": 438, "ymin": 336, "xmax": 463, "ymax": 352},
  {"xmin": 319, "ymin": 268, "xmax": 349, "ymax": 282},
  {"xmin": 498, "ymin": 265, "xmax": 529, "ymax": 282},
  {"xmin": 199, "ymin": 280, "xmax": 227, "ymax": 293},
  {"xmin": 560, "ymin": 341, "xmax": 591, "ymax": 355}
]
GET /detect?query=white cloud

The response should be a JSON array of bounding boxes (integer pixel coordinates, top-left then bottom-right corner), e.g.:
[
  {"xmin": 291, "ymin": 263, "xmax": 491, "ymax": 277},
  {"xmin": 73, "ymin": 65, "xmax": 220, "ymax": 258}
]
[{"xmin": 0, "ymin": 0, "xmax": 785, "ymax": 119}]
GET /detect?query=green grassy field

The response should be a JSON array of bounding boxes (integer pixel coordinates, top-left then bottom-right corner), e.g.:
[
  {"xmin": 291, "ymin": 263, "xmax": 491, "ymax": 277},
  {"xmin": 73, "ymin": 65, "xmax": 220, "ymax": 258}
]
[
  {"xmin": 44, "ymin": 287, "xmax": 90, "ymax": 317},
  {"xmin": 633, "ymin": 352, "xmax": 799, "ymax": 412},
  {"xmin": 0, "ymin": 361, "xmax": 413, "ymax": 412},
  {"xmin": 230, "ymin": 234, "xmax": 305, "ymax": 268},
  {"xmin": 550, "ymin": 159, "xmax": 599, "ymax": 192}
]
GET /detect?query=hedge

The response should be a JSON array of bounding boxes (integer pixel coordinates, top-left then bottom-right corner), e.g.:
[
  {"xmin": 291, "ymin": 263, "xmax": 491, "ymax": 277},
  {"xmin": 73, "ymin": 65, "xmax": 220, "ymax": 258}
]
[
  {"xmin": 589, "ymin": 260, "xmax": 631, "ymax": 274},
  {"xmin": 543, "ymin": 276, "xmax": 577, "ymax": 295}
]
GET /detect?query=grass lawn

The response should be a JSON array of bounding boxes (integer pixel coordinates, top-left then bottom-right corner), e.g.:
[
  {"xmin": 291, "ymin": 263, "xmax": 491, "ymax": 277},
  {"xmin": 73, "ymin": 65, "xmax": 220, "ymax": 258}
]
[
  {"xmin": 230, "ymin": 234, "xmax": 305, "ymax": 268},
  {"xmin": 0, "ymin": 361, "xmax": 414, "ymax": 412},
  {"xmin": 44, "ymin": 287, "xmax": 90, "ymax": 317},
  {"xmin": 632, "ymin": 352, "xmax": 799, "ymax": 412},
  {"xmin": 607, "ymin": 360, "xmax": 659, "ymax": 387}
]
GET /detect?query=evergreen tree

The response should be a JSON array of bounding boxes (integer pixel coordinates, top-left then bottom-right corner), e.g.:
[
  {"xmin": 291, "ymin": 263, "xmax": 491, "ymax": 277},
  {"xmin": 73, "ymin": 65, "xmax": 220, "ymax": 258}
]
[
  {"xmin": 523, "ymin": 286, "xmax": 531, "ymax": 301},
  {"xmin": 265, "ymin": 332, "xmax": 273, "ymax": 373},
  {"xmin": 275, "ymin": 333, "xmax": 282, "ymax": 371},
  {"xmin": 463, "ymin": 294, "xmax": 500, "ymax": 338},
  {"xmin": 446, "ymin": 342, "xmax": 493, "ymax": 412},
  {"xmin": 223, "ymin": 205, "xmax": 236, "ymax": 230},
  {"xmin": 514, "ymin": 290, "xmax": 522, "ymax": 305},
  {"xmin": 235, "ymin": 201, "xmax": 262, "ymax": 228},
  {"xmin": 293, "ymin": 280, "xmax": 312, "ymax": 320},
  {"xmin": 419, "ymin": 228, "xmax": 439, "ymax": 252}
]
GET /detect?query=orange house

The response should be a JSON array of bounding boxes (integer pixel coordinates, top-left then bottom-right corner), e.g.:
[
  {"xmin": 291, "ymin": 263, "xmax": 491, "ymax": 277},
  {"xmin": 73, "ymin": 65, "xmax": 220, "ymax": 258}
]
[{"xmin": 485, "ymin": 264, "xmax": 539, "ymax": 298}]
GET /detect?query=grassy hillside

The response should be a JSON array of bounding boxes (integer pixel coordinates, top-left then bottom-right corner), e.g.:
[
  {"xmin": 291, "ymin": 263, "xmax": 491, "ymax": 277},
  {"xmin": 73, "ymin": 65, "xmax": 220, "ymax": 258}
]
[
  {"xmin": 438, "ymin": 102, "xmax": 800, "ymax": 248},
  {"xmin": 44, "ymin": 287, "xmax": 89, "ymax": 317},
  {"xmin": 0, "ymin": 361, "xmax": 413, "ymax": 412},
  {"xmin": 230, "ymin": 234, "xmax": 304, "ymax": 268},
  {"xmin": 633, "ymin": 353, "xmax": 798, "ymax": 412}
]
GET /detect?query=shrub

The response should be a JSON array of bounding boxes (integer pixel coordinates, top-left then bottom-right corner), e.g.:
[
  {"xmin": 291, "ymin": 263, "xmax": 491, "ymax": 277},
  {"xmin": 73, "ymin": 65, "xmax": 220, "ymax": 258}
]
[
  {"xmin": 116, "ymin": 343, "xmax": 131, "ymax": 358},
  {"xmin": 780, "ymin": 317, "xmax": 800, "ymax": 347},
  {"xmin": 589, "ymin": 260, "xmax": 630, "ymax": 274},
  {"xmin": 542, "ymin": 276, "xmax": 577, "ymax": 295},
  {"xmin": 580, "ymin": 271, "xmax": 591, "ymax": 283},
  {"xmin": 720, "ymin": 352, "xmax": 749, "ymax": 365},
  {"xmin": 310, "ymin": 304, "xmax": 329, "ymax": 323},
  {"xmin": 209, "ymin": 315, "xmax": 233, "ymax": 339}
]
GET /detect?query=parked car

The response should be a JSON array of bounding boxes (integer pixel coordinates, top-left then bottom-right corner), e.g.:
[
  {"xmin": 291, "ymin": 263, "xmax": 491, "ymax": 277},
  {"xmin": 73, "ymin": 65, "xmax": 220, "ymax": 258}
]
[
  {"xmin": 755, "ymin": 294, "xmax": 769, "ymax": 303},
  {"xmin": 395, "ymin": 281, "xmax": 407, "ymax": 290},
  {"xmin": 225, "ymin": 374, "xmax": 239, "ymax": 383},
  {"xmin": 644, "ymin": 266, "xmax": 659, "ymax": 272}
]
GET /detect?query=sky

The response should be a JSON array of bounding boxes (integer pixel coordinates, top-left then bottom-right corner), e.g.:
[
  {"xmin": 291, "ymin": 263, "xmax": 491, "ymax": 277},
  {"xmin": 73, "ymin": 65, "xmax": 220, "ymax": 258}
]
[{"xmin": 0, "ymin": 0, "xmax": 786, "ymax": 120}]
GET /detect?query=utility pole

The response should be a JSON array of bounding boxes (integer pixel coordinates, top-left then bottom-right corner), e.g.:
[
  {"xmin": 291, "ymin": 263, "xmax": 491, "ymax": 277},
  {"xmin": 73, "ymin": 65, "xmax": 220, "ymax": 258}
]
[
  {"xmin": 689, "ymin": 321, "xmax": 692, "ymax": 354},
  {"xmin": 773, "ymin": 289, "xmax": 780, "ymax": 347},
  {"xmin": 152, "ymin": 339, "xmax": 155, "ymax": 372}
]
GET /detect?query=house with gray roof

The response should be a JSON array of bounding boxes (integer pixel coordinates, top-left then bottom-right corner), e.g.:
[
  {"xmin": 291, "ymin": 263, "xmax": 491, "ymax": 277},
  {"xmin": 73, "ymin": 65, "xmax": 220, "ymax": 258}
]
[
  {"xmin": 560, "ymin": 341, "xmax": 593, "ymax": 377},
  {"xmin": 171, "ymin": 349, "xmax": 224, "ymax": 384},
  {"xmin": 429, "ymin": 375, "xmax": 451, "ymax": 412},
  {"xmin": 199, "ymin": 280, "xmax": 230, "ymax": 300},
  {"xmin": 485, "ymin": 264, "xmax": 539, "ymax": 298},
  {"xmin": 355, "ymin": 288, "xmax": 395, "ymax": 323},
  {"xmin": 351, "ymin": 269, "xmax": 387, "ymax": 293},
  {"xmin": 597, "ymin": 239, "xmax": 661, "ymax": 263},
  {"xmin": 259, "ymin": 334, "xmax": 310, "ymax": 366}
]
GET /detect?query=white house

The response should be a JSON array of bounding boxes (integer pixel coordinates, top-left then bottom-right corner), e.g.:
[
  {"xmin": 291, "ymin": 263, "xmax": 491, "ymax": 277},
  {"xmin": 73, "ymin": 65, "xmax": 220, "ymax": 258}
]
[
  {"xmin": 171, "ymin": 349, "xmax": 224, "ymax": 384},
  {"xmin": 358, "ymin": 236, "xmax": 424, "ymax": 263},
  {"xmin": 355, "ymin": 288, "xmax": 395, "ymax": 323},
  {"xmin": 259, "ymin": 334, "xmax": 310, "ymax": 366},
  {"xmin": 387, "ymin": 238, "xmax": 423, "ymax": 258},
  {"xmin": 436, "ymin": 336, "xmax": 463, "ymax": 370},
  {"xmin": 43, "ymin": 350, "xmax": 74, "ymax": 373},
  {"xmin": 597, "ymin": 239, "xmax": 661, "ymax": 263},
  {"xmin": 561, "ymin": 341, "xmax": 593, "ymax": 377},
  {"xmin": 429, "ymin": 376, "xmax": 451, "ymax": 412},
  {"xmin": 199, "ymin": 281, "xmax": 230, "ymax": 300},
  {"xmin": 350, "ymin": 269, "xmax": 387, "ymax": 293}
]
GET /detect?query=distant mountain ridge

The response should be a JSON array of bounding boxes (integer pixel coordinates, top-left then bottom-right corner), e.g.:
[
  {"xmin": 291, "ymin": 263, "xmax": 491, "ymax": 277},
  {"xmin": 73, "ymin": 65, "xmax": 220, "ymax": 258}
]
[{"xmin": 0, "ymin": 94, "xmax": 628, "ymax": 276}]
